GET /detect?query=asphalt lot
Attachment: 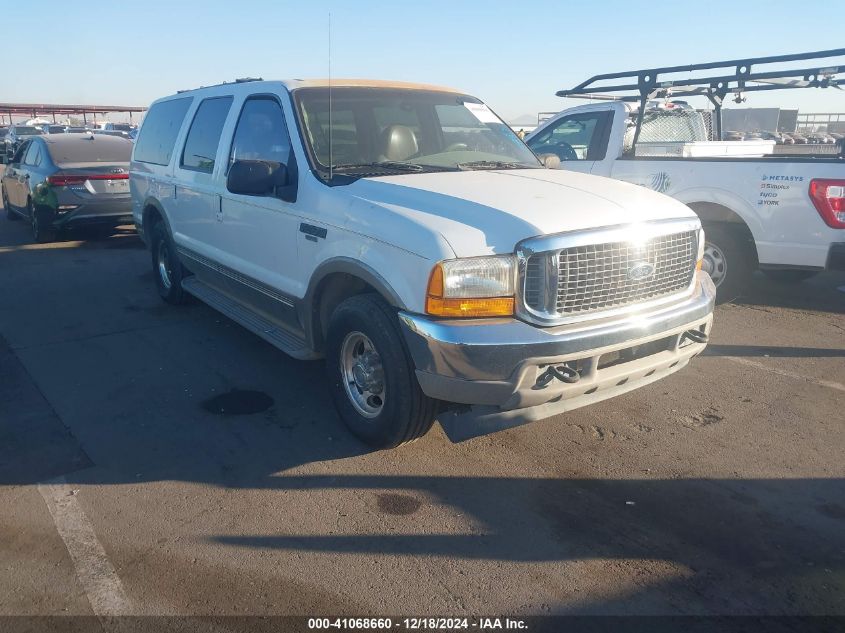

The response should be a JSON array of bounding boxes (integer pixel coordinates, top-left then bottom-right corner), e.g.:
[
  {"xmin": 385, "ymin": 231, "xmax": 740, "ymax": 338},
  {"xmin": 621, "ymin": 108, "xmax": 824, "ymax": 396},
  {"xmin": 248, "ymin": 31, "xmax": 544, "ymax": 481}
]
[{"xmin": 1, "ymin": 178, "xmax": 844, "ymax": 619}]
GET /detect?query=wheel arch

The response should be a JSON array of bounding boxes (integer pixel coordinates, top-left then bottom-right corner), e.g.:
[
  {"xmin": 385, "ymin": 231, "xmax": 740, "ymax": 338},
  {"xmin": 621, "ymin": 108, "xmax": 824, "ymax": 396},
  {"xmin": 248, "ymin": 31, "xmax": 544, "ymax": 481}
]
[
  {"xmin": 687, "ymin": 201, "xmax": 759, "ymax": 266},
  {"xmin": 303, "ymin": 258, "xmax": 407, "ymax": 354},
  {"xmin": 141, "ymin": 198, "xmax": 172, "ymax": 247}
]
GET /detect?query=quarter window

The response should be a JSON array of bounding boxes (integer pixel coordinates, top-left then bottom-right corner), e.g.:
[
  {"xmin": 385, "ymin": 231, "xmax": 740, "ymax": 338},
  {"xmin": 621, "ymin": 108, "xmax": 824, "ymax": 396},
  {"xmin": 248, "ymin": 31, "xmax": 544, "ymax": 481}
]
[
  {"xmin": 181, "ymin": 96, "xmax": 233, "ymax": 173},
  {"xmin": 229, "ymin": 97, "xmax": 292, "ymax": 166},
  {"xmin": 23, "ymin": 142, "xmax": 40, "ymax": 166},
  {"xmin": 133, "ymin": 97, "xmax": 192, "ymax": 166}
]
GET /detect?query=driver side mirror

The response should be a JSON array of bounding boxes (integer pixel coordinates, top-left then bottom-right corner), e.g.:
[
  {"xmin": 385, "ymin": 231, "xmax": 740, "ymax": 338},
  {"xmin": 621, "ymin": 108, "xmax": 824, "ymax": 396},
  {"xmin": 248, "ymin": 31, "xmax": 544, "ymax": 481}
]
[{"xmin": 227, "ymin": 159, "xmax": 288, "ymax": 196}]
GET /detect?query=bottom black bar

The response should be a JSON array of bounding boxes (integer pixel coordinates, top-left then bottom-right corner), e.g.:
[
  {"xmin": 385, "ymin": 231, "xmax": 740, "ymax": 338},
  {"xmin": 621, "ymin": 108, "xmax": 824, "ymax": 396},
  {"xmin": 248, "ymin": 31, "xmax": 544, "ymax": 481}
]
[{"xmin": 0, "ymin": 616, "xmax": 842, "ymax": 633}]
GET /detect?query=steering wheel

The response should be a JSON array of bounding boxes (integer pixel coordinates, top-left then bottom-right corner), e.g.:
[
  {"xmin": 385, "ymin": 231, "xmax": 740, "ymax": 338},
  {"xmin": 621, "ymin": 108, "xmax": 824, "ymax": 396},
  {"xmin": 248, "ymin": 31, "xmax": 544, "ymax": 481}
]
[
  {"xmin": 550, "ymin": 142, "xmax": 578, "ymax": 161},
  {"xmin": 444, "ymin": 142, "xmax": 469, "ymax": 152}
]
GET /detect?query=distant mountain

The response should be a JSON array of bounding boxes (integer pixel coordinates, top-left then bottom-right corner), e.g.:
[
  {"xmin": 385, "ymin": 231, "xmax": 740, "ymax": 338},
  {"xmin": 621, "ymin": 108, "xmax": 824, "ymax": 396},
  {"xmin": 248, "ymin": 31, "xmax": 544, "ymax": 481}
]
[{"xmin": 508, "ymin": 113, "xmax": 539, "ymax": 126}]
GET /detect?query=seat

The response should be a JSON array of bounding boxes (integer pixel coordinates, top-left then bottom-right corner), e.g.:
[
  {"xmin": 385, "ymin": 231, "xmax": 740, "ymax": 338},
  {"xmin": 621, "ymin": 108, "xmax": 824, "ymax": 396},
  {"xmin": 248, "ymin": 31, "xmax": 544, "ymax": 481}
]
[{"xmin": 379, "ymin": 125, "xmax": 418, "ymax": 162}]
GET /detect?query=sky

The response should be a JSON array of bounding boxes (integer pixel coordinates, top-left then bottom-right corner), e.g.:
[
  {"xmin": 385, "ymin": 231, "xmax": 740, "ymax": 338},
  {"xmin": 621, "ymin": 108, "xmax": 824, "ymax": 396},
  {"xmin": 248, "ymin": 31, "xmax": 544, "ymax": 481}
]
[{"xmin": 4, "ymin": 0, "xmax": 845, "ymax": 124}]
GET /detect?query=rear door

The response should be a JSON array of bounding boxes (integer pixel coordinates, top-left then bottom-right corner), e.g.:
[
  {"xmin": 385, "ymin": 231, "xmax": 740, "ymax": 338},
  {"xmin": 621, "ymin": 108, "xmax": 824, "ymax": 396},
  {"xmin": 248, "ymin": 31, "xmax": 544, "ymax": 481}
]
[
  {"xmin": 16, "ymin": 141, "xmax": 41, "ymax": 208},
  {"xmin": 171, "ymin": 96, "xmax": 234, "ymax": 259},
  {"xmin": 526, "ymin": 110, "xmax": 613, "ymax": 175},
  {"xmin": 130, "ymin": 96, "xmax": 194, "ymax": 242}
]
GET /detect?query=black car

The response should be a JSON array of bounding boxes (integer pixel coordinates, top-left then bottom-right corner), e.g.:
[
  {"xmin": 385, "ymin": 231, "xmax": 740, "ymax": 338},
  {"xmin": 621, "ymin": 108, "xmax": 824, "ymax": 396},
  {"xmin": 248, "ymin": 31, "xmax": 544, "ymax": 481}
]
[{"xmin": 2, "ymin": 125, "xmax": 45, "ymax": 163}]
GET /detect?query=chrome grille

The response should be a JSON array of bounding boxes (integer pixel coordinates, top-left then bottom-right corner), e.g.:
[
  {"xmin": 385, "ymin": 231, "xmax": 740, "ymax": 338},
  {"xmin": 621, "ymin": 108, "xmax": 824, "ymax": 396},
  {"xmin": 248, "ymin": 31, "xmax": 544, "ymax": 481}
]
[{"xmin": 524, "ymin": 230, "xmax": 698, "ymax": 318}]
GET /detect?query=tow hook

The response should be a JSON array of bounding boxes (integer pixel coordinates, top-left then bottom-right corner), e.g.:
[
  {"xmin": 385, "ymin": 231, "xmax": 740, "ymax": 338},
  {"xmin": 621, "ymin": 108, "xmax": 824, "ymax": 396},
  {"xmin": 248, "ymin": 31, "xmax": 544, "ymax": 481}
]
[
  {"xmin": 535, "ymin": 364, "xmax": 580, "ymax": 388},
  {"xmin": 682, "ymin": 329, "xmax": 709, "ymax": 345}
]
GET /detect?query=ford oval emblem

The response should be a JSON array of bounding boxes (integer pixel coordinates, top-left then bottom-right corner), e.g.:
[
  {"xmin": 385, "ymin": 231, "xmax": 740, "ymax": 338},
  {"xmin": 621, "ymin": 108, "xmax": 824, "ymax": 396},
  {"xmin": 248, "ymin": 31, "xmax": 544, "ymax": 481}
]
[{"xmin": 627, "ymin": 262, "xmax": 655, "ymax": 281}]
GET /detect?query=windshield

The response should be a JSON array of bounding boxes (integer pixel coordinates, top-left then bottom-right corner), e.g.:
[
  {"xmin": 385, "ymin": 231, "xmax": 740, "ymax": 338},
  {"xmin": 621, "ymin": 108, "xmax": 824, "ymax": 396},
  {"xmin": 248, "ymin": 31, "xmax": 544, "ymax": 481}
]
[
  {"xmin": 294, "ymin": 87, "xmax": 540, "ymax": 177},
  {"xmin": 14, "ymin": 126, "xmax": 44, "ymax": 136}
]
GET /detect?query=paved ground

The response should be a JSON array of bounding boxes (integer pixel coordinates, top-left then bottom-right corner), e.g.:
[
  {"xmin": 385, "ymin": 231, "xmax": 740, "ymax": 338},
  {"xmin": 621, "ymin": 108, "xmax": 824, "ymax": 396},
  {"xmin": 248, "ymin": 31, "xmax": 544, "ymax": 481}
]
[{"xmin": 1, "ymin": 187, "xmax": 844, "ymax": 618}]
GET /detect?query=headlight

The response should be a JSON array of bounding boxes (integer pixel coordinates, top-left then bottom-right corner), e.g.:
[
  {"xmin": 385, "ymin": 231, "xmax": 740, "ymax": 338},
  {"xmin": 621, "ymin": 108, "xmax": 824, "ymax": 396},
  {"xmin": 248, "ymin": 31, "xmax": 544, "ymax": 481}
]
[
  {"xmin": 426, "ymin": 255, "xmax": 516, "ymax": 317},
  {"xmin": 696, "ymin": 227, "xmax": 706, "ymax": 270}
]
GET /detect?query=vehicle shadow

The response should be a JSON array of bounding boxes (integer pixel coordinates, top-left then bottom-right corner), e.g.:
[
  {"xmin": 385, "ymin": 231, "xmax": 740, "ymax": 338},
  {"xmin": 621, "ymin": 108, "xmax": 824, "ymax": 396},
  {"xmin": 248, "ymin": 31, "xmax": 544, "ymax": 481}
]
[
  {"xmin": 731, "ymin": 270, "xmax": 845, "ymax": 314},
  {"xmin": 0, "ymin": 213, "xmax": 142, "ymax": 250},
  {"xmin": 204, "ymin": 474, "xmax": 845, "ymax": 613},
  {"xmin": 702, "ymin": 344, "xmax": 845, "ymax": 358}
]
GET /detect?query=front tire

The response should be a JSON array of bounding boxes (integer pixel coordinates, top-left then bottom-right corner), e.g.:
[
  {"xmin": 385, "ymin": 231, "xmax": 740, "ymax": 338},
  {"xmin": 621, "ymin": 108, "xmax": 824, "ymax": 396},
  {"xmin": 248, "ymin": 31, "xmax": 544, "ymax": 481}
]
[
  {"xmin": 326, "ymin": 294, "xmax": 436, "ymax": 448},
  {"xmin": 701, "ymin": 223, "xmax": 754, "ymax": 304},
  {"xmin": 150, "ymin": 221, "xmax": 190, "ymax": 304}
]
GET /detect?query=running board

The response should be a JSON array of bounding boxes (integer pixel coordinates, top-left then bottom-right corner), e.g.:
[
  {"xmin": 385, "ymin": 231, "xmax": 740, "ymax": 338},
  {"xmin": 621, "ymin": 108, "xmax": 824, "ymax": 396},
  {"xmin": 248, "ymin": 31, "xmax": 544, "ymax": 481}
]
[{"xmin": 181, "ymin": 277, "xmax": 317, "ymax": 360}]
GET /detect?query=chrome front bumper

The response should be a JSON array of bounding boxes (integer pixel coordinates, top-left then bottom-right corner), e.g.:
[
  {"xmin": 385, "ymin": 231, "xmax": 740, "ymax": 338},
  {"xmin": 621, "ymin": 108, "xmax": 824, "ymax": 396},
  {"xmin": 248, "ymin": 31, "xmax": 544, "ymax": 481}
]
[{"xmin": 399, "ymin": 272, "xmax": 715, "ymax": 425}]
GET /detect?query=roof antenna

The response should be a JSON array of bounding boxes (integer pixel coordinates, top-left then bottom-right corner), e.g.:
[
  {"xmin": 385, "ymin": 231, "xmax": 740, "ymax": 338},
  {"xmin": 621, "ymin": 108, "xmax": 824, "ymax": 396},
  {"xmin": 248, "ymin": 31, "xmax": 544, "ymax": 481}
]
[{"xmin": 328, "ymin": 11, "xmax": 333, "ymax": 182}]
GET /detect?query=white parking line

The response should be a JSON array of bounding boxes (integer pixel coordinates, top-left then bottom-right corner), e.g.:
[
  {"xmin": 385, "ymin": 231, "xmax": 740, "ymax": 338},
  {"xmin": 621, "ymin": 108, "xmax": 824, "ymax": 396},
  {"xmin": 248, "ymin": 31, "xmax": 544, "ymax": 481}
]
[
  {"xmin": 38, "ymin": 476, "xmax": 132, "ymax": 615},
  {"xmin": 724, "ymin": 356, "xmax": 845, "ymax": 392}
]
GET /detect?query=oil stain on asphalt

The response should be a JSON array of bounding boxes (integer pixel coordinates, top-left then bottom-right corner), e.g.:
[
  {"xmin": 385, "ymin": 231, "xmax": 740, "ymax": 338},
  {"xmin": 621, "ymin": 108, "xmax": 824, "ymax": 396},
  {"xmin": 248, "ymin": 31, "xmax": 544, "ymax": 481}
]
[
  {"xmin": 377, "ymin": 494, "xmax": 422, "ymax": 516},
  {"xmin": 201, "ymin": 389, "xmax": 275, "ymax": 415}
]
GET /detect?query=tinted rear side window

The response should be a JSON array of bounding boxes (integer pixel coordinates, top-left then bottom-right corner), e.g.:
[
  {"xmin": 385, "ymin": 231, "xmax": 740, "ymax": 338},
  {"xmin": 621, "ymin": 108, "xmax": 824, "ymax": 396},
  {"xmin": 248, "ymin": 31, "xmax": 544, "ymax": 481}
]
[
  {"xmin": 180, "ymin": 97, "xmax": 233, "ymax": 173},
  {"xmin": 134, "ymin": 97, "xmax": 192, "ymax": 165},
  {"xmin": 47, "ymin": 138, "xmax": 133, "ymax": 164}
]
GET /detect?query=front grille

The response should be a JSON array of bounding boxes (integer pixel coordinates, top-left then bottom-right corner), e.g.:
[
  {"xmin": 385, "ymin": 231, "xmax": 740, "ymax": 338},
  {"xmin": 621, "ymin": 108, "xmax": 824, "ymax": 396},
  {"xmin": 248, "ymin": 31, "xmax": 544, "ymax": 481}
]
[{"xmin": 524, "ymin": 230, "xmax": 697, "ymax": 319}]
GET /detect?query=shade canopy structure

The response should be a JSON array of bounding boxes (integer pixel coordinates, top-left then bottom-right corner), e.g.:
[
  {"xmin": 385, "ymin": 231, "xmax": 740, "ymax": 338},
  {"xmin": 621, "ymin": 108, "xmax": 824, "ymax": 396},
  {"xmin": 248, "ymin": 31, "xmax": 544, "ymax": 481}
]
[{"xmin": 0, "ymin": 103, "xmax": 146, "ymax": 125}]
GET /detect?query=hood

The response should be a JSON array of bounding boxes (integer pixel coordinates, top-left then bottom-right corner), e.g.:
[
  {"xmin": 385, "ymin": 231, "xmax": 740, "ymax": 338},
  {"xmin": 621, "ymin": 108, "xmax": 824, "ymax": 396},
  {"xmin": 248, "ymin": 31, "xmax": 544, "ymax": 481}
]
[{"xmin": 345, "ymin": 169, "xmax": 697, "ymax": 257}]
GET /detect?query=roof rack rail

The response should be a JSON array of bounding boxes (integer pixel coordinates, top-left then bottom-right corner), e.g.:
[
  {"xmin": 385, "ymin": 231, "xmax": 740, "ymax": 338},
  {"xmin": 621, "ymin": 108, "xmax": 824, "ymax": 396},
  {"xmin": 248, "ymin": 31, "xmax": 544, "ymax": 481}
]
[
  {"xmin": 177, "ymin": 77, "xmax": 264, "ymax": 93},
  {"xmin": 556, "ymin": 49, "xmax": 845, "ymax": 144}
]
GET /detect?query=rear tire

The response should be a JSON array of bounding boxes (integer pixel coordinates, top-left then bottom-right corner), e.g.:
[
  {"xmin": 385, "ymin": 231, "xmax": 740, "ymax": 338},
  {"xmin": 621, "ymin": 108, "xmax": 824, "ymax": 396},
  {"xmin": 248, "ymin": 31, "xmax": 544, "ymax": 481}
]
[
  {"xmin": 150, "ymin": 221, "xmax": 190, "ymax": 304},
  {"xmin": 701, "ymin": 223, "xmax": 754, "ymax": 304},
  {"xmin": 326, "ymin": 294, "xmax": 436, "ymax": 448},
  {"xmin": 761, "ymin": 269, "xmax": 820, "ymax": 283},
  {"xmin": 30, "ymin": 202, "xmax": 57, "ymax": 243}
]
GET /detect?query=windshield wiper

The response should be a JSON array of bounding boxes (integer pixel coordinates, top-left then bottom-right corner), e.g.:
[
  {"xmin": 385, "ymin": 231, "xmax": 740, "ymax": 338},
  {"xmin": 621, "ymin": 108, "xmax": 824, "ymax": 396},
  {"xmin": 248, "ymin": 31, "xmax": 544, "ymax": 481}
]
[
  {"xmin": 456, "ymin": 160, "xmax": 538, "ymax": 170},
  {"xmin": 331, "ymin": 161, "xmax": 424, "ymax": 172}
]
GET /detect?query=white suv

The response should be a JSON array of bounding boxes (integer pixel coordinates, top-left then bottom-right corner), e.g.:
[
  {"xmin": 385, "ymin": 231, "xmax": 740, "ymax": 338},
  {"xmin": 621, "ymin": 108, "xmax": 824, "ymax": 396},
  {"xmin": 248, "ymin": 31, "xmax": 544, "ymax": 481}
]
[{"xmin": 130, "ymin": 78, "xmax": 715, "ymax": 448}]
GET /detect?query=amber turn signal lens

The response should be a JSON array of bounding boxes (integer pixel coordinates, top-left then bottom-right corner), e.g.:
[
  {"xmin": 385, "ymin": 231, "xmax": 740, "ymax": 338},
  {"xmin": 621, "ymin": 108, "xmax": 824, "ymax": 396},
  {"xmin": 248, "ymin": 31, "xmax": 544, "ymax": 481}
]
[
  {"xmin": 426, "ymin": 296, "xmax": 515, "ymax": 318},
  {"xmin": 696, "ymin": 259, "xmax": 703, "ymax": 271},
  {"xmin": 425, "ymin": 263, "xmax": 515, "ymax": 317}
]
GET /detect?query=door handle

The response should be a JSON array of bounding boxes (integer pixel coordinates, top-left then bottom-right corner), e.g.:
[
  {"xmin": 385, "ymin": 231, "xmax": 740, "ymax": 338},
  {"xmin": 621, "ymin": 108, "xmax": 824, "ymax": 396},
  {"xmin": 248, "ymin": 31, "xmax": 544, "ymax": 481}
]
[
  {"xmin": 216, "ymin": 195, "xmax": 223, "ymax": 222},
  {"xmin": 299, "ymin": 223, "xmax": 327, "ymax": 239}
]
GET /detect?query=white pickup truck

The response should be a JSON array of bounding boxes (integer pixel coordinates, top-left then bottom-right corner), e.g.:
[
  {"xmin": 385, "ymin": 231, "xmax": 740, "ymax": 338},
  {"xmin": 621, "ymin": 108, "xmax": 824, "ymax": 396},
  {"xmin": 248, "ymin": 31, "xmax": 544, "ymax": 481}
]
[
  {"xmin": 527, "ymin": 53, "xmax": 845, "ymax": 300},
  {"xmin": 131, "ymin": 79, "xmax": 714, "ymax": 447}
]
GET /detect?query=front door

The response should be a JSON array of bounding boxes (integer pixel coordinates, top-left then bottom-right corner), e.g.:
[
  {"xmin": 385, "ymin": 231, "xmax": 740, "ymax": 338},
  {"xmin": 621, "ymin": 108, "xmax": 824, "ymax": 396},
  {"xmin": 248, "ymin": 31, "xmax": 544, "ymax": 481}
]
[
  {"xmin": 526, "ymin": 110, "xmax": 613, "ymax": 175},
  {"xmin": 4, "ymin": 140, "xmax": 31, "ymax": 208},
  {"xmin": 214, "ymin": 95, "xmax": 301, "ymax": 325}
]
